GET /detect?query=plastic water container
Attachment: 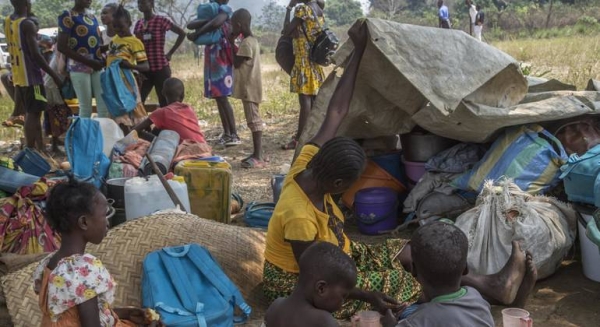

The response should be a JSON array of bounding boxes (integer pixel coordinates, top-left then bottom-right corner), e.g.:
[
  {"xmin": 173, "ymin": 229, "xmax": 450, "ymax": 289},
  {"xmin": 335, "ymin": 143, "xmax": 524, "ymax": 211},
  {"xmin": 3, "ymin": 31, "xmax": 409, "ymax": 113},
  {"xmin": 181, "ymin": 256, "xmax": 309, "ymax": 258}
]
[
  {"xmin": 354, "ymin": 187, "xmax": 399, "ymax": 235},
  {"xmin": 351, "ymin": 310, "xmax": 381, "ymax": 327},
  {"xmin": 578, "ymin": 213, "xmax": 600, "ymax": 282},
  {"xmin": 174, "ymin": 158, "xmax": 232, "ymax": 223},
  {"xmin": 12, "ymin": 148, "xmax": 51, "ymax": 177},
  {"xmin": 342, "ymin": 160, "xmax": 406, "ymax": 208},
  {"xmin": 93, "ymin": 118, "xmax": 124, "ymax": 157},
  {"xmin": 124, "ymin": 175, "xmax": 191, "ymax": 221}
]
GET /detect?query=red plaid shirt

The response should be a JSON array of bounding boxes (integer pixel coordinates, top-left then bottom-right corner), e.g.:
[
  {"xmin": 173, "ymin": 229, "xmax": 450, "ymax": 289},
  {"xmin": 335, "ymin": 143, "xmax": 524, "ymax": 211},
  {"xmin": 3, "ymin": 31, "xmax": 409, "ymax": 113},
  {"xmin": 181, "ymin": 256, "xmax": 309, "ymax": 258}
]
[{"xmin": 134, "ymin": 15, "xmax": 173, "ymax": 72}]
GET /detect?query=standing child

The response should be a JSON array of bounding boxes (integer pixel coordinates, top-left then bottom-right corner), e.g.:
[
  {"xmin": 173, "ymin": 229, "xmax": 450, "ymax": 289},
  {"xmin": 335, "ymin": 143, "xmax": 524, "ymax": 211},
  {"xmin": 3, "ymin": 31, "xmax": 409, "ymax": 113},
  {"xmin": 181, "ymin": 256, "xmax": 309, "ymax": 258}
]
[
  {"xmin": 134, "ymin": 0, "xmax": 186, "ymax": 107},
  {"xmin": 100, "ymin": 3, "xmax": 118, "ymax": 47},
  {"xmin": 264, "ymin": 242, "xmax": 358, "ymax": 327},
  {"xmin": 106, "ymin": 5, "xmax": 150, "ymax": 133},
  {"xmin": 33, "ymin": 176, "xmax": 163, "ymax": 326},
  {"xmin": 230, "ymin": 9, "xmax": 266, "ymax": 168},
  {"xmin": 5, "ymin": 0, "xmax": 63, "ymax": 152},
  {"xmin": 187, "ymin": 0, "xmax": 240, "ymax": 147}
]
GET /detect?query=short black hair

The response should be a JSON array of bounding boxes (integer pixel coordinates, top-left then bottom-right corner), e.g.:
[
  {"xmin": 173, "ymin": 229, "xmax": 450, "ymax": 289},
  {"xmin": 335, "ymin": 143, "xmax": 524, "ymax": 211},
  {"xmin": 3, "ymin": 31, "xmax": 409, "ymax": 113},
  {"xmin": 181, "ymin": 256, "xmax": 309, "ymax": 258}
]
[
  {"xmin": 45, "ymin": 175, "xmax": 99, "ymax": 234},
  {"xmin": 299, "ymin": 242, "xmax": 357, "ymax": 287},
  {"xmin": 113, "ymin": 5, "xmax": 132, "ymax": 25},
  {"xmin": 163, "ymin": 77, "xmax": 185, "ymax": 101},
  {"xmin": 411, "ymin": 222, "xmax": 468, "ymax": 288},
  {"xmin": 232, "ymin": 8, "xmax": 252, "ymax": 25},
  {"xmin": 104, "ymin": 2, "xmax": 118, "ymax": 12},
  {"xmin": 307, "ymin": 137, "xmax": 366, "ymax": 188}
]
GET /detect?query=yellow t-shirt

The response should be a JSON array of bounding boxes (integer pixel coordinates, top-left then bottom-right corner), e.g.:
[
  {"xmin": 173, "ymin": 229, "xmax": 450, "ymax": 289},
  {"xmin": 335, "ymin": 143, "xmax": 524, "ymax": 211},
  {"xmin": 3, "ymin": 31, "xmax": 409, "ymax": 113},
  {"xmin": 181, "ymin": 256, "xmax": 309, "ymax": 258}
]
[
  {"xmin": 264, "ymin": 144, "xmax": 351, "ymax": 273},
  {"xmin": 106, "ymin": 35, "xmax": 147, "ymax": 66}
]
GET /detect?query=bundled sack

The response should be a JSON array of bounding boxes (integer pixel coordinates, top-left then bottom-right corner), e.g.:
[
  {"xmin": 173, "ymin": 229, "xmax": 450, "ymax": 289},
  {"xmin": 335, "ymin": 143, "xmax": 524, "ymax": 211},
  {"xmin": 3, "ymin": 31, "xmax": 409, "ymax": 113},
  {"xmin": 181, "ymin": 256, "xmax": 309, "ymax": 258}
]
[
  {"xmin": 452, "ymin": 125, "xmax": 568, "ymax": 195},
  {"xmin": 455, "ymin": 179, "xmax": 577, "ymax": 279},
  {"xmin": 0, "ymin": 181, "xmax": 60, "ymax": 255}
]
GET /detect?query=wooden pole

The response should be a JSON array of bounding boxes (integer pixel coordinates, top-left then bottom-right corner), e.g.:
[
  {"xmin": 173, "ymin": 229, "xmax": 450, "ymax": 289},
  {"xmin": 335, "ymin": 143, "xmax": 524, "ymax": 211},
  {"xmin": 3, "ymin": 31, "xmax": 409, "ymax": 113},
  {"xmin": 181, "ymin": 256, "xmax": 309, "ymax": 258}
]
[{"xmin": 144, "ymin": 153, "xmax": 187, "ymax": 213}]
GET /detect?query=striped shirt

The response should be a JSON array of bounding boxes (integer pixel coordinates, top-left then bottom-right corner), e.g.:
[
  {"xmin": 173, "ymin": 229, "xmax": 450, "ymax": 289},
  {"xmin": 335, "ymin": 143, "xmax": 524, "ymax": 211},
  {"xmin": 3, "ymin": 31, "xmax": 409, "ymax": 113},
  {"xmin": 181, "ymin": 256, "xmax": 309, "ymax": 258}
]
[
  {"xmin": 133, "ymin": 15, "xmax": 172, "ymax": 72},
  {"xmin": 4, "ymin": 15, "xmax": 43, "ymax": 86}
]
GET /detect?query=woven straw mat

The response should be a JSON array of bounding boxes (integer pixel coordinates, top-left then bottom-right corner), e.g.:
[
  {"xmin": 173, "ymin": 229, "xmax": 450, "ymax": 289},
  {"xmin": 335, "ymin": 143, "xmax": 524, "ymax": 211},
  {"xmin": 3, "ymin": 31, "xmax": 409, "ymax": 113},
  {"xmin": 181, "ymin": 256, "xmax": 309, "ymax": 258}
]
[{"xmin": 1, "ymin": 213, "xmax": 269, "ymax": 326}]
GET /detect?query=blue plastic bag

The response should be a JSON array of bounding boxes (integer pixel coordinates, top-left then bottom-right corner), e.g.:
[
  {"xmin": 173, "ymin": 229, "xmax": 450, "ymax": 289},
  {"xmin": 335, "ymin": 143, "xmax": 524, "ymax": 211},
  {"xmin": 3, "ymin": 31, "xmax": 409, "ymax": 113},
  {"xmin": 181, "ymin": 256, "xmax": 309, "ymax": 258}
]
[{"xmin": 193, "ymin": 1, "xmax": 224, "ymax": 46}]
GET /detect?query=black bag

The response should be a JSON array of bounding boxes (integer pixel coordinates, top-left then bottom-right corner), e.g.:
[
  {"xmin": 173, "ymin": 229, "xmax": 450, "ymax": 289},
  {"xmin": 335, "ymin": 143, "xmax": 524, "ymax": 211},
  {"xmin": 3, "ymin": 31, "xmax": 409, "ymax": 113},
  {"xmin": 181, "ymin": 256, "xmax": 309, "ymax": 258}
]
[
  {"xmin": 275, "ymin": 36, "xmax": 294, "ymax": 75},
  {"xmin": 301, "ymin": 6, "xmax": 338, "ymax": 66}
]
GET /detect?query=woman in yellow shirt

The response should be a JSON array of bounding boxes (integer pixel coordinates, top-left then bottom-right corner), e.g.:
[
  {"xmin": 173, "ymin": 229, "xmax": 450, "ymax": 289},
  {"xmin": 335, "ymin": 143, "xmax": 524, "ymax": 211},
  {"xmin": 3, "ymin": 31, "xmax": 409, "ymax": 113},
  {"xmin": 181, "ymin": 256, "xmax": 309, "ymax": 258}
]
[
  {"xmin": 106, "ymin": 5, "xmax": 149, "ymax": 132},
  {"xmin": 264, "ymin": 22, "xmax": 534, "ymax": 320}
]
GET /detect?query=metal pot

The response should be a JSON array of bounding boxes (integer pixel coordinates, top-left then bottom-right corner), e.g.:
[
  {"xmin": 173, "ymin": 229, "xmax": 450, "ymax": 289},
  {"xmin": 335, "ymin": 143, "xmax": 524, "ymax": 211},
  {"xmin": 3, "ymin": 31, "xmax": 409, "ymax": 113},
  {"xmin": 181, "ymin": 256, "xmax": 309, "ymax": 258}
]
[
  {"xmin": 105, "ymin": 177, "xmax": 131, "ymax": 209},
  {"xmin": 401, "ymin": 132, "xmax": 458, "ymax": 162}
]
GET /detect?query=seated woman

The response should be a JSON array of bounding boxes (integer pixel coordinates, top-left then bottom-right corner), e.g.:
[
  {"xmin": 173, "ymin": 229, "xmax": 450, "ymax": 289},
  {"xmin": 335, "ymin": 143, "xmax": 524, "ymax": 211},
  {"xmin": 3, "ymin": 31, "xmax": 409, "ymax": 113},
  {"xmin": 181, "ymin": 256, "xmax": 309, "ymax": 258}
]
[
  {"xmin": 263, "ymin": 21, "xmax": 535, "ymax": 320},
  {"xmin": 33, "ymin": 176, "xmax": 162, "ymax": 326}
]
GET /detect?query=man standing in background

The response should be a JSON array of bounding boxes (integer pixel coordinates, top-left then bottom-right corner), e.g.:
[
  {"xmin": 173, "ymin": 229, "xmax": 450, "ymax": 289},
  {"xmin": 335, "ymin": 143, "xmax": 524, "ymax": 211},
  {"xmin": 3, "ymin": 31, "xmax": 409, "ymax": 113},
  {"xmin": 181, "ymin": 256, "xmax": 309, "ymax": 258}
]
[
  {"xmin": 438, "ymin": 0, "xmax": 450, "ymax": 29},
  {"xmin": 466, "ymin": 0, "xmax": 477, "ymax": 36},
  {"xmin": 475, "ymin": 5, "xmax": 484, "ymax": 41}
]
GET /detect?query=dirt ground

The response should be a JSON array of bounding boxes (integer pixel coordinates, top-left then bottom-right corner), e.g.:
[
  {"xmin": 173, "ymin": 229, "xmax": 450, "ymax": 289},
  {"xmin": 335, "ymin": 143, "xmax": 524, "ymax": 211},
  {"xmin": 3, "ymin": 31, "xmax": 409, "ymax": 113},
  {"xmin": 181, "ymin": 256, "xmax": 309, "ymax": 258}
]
[{"xmin": 0, "ymin": 114, "xmax": 599, "ymax": 326}]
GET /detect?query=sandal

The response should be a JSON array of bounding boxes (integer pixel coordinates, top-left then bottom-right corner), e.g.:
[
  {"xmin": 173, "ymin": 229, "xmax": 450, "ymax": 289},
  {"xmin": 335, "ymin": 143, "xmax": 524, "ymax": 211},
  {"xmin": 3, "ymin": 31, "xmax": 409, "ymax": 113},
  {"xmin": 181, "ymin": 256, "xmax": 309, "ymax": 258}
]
[
  {"xmin": 281, "ymin": 137, "xmax": 298, "ymax": 150},
  {"xmin": 241, "ymin": 157, "xmax": 267, "ymax": 169}
]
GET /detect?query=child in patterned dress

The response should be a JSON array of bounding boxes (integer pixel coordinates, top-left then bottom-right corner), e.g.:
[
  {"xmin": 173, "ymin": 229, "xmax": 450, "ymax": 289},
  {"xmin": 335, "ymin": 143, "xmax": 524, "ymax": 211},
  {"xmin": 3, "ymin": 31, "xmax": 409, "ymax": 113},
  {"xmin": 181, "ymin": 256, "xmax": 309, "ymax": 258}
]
[{"xmin": 33, "ymin": 176, "xmax": 162, "ymax": 326}]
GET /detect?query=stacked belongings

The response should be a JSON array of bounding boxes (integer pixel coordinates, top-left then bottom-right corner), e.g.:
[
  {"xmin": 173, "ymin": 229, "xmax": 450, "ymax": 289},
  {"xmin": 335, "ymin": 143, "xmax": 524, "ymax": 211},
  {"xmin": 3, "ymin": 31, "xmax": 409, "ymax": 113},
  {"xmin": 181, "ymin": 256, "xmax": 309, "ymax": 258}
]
[{"xmin": 0, "ymin": 180, "xmax": 60, "ymax": 255}]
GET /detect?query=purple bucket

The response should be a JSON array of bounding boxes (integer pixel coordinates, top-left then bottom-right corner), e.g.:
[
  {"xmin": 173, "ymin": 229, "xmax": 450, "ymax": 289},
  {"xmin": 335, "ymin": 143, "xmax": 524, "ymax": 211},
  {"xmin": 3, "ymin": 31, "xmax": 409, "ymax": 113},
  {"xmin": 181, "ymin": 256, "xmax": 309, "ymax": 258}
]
[{"xmin": 355, "ymin": 187, "xmax": 399, "ymax": 235}]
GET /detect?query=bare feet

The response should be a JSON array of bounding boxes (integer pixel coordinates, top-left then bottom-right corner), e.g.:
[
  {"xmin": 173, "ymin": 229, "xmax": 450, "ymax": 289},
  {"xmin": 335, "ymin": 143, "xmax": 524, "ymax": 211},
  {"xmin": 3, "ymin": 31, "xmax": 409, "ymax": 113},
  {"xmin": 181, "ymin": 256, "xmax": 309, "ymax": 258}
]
[
  {"xmin": 511, "ymin": 251, "xmax": 538, "ymax": 308},
  {"xmin": 482, "ymin": 241, "xmax": 527, "ymax": 305}
]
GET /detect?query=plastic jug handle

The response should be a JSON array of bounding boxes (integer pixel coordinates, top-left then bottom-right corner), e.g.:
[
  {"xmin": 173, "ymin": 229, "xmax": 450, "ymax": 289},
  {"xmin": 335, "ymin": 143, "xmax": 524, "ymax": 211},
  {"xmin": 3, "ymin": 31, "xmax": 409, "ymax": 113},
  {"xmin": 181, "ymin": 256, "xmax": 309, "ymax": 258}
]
[
  {"xmin": 521, "ymin": 317, "xmax": 533, "ymax": 327},
  {"xmin": 351, "ymin": 315, "xmax": 360, "ymax": 327}
]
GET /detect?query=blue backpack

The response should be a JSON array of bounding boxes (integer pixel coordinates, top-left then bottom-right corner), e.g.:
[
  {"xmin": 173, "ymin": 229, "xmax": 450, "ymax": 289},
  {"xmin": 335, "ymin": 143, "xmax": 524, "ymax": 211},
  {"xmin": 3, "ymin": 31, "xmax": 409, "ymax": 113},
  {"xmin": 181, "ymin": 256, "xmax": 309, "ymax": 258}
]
[
  {"xmin": 101, "ymin": 59, "xmax": 137, "ymax": 117},
  {"xmin": 65, "ymin": 118, "xmax": 110, "ymax": 188},
  {"xmin": 560, "ymin": 144, "xmax": 600, "ymax": 207},
  {"xmin": 193, "ymin": 1, "xmax": 223, "ymax": 46},
  {"xmin": 142, "ymin": 244, "xmax": 252, "ymax": 327}
]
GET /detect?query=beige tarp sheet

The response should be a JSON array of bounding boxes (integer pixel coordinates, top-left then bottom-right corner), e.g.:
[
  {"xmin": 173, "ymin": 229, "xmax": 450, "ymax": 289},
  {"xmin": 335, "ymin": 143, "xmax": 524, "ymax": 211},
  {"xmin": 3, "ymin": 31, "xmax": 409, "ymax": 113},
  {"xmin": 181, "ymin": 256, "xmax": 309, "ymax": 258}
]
[{"xmin": 298, "ymin": 19, "xmax": 600, "ymax": 148}]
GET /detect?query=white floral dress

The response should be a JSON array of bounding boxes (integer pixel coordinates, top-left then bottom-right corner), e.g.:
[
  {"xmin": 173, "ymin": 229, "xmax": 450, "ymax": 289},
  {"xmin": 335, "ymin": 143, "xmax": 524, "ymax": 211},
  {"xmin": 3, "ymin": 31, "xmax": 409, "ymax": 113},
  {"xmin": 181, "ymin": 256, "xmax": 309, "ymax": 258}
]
[{"xmin": 33, "ymin": 253, "xmax": 120, "ymax": 326}]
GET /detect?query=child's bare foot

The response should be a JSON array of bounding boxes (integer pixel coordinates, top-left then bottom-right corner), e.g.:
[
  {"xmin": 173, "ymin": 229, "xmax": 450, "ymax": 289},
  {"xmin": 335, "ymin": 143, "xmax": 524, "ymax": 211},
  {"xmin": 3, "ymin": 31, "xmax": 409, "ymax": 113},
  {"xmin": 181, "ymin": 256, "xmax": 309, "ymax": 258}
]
[
  {"xmin": 511, "ymin": 251, "xmax": 537, "ymax": 308},
  {"xmin": 484, "ymin": 241, "xmax": 526, "ymax": 305}
]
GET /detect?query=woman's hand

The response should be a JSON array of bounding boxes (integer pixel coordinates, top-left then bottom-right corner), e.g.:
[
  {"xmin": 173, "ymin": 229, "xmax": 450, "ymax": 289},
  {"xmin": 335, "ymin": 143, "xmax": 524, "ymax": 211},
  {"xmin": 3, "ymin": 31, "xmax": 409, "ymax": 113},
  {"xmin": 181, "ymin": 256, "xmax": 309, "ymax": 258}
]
[
  {"xmin": 364, "ymin": 291, "xmax": 403, "ymax": 312},
  {"xmin": 119, "ymin": 60, "xmax": 134, "ymax": 70},
  {"xmin": 88, "ymin": 59, "xmax": 105, "ymax": 71},
  {"xmin": 348, "ymin": 19, "xmax": 369, "ymax": 51}
]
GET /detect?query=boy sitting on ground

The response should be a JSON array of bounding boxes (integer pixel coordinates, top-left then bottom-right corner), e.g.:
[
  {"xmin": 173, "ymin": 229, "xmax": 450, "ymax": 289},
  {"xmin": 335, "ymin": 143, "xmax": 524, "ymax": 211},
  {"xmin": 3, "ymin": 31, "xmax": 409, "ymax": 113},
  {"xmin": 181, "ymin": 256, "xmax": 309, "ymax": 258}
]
[
  {"xmin": 230, "ymin": 9, "xmax": 266, "ymax": 168},
  {"xmin": 133, "ymin": 77, "xmax": 210, "ymax": 150},
  {"xmin": 383, "ymin": 223, "xmax": 536, "ymax": 327},
  {"xmin": 264, "ymin": 242, "xmax": 357, "ymax": 327}
]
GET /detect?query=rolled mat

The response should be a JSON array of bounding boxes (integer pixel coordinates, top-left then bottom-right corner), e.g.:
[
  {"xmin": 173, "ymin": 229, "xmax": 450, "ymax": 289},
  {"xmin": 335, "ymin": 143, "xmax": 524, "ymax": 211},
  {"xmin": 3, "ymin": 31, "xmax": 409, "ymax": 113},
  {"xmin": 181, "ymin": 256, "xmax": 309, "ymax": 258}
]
[
  {"xmin": 140, "ymin": 130, "xmax": 180, "ymax": 175},
  {"xmin": 1, "ymin": 214, "xmax": 269, "ymax": 326}
]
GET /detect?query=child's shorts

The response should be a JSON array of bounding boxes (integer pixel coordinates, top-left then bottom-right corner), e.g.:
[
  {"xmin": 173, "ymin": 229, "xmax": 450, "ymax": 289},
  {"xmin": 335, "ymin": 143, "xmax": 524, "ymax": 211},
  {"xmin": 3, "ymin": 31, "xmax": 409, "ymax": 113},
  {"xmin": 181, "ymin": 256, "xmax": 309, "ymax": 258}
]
[
  {"xmin": 242, "ymin": 101, "xmax": 264, "ymax": 133},
  {"xmin": 16, "ymin": 85, "xmax": 47, "ymax": 113}
]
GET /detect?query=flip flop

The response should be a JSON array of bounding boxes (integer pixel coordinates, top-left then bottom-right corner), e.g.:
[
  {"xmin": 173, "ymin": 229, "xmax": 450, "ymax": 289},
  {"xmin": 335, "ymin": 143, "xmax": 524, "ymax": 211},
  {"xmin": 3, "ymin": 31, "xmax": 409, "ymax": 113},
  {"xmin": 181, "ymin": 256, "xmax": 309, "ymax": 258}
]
[
  {"xmin": 2, "ymin": 115, "xmax": 24, "ymax": 127},
  {"xmin": 241, "ymin": 157, "xmax": 267, "ymax": 169}
]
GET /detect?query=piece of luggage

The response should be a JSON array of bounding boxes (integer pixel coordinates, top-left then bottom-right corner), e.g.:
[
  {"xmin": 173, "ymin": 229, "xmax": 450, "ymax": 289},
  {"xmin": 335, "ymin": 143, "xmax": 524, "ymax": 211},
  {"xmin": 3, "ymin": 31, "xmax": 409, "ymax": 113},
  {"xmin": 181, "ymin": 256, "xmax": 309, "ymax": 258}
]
[
  {"xmin": 142, "ymin": 244, "xmax": 251, "ymax": 327},
  {"xmin": 243, "ymin": 202, "xmax": 275, "ymax": 229},
  {"xmin": 174, "ymin": 158, "xmax": 232, "ymax": 223},
  {"xmin": 275, "ymin": 36, "xmax": 294, "ymax": 75},
  {"xmin": 101, "ymin": 59, "xmax": 137, "ymax": 117},
  {"xmin": 560, "ymin": 144, "xmax": 600, "ymax": 207},
  {"xmin": 452, "ymin": 124, "xmax": 567, "ymax": 195},
  {"xmin": 65, "ymin": 117, "xmax": 110, "ymax": 188},
  {"xmin": 300, "ymin": 5, "xmax": 338, "ymax": 66},
  {"xmin": 193, "ymin": 1, "xmax": 222, "ymax": 46}
]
